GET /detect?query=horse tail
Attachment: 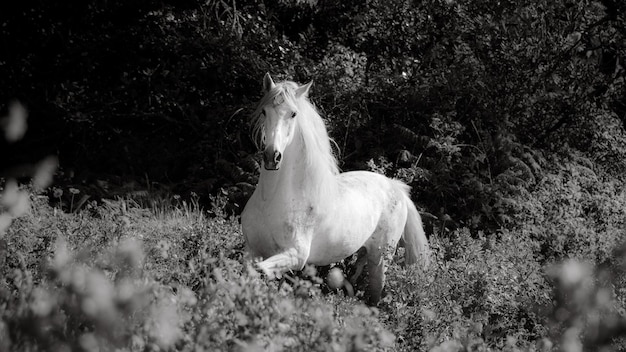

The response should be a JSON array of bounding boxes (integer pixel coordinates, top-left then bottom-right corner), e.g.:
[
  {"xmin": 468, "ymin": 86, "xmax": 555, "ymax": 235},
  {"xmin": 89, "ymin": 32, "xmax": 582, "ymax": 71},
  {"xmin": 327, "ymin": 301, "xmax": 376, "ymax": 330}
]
[{"xmin": 401, "ymin": 191, "xmax": 431, "ymax": 268}]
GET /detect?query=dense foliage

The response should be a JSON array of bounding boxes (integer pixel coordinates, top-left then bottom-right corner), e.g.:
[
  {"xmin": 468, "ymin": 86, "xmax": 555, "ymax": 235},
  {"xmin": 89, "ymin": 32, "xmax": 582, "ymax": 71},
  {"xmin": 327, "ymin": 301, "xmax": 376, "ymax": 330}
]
[
  {"xmin": 1, "ymin": 0, "xmax": 626, "ymax": 350},
  {"xmin": 0, "ymin": 190, "xmax": 624, "ymax": 351},
  {"xmin": 2, "ymin": 0, "xmax": 625, "ymax": 228}
]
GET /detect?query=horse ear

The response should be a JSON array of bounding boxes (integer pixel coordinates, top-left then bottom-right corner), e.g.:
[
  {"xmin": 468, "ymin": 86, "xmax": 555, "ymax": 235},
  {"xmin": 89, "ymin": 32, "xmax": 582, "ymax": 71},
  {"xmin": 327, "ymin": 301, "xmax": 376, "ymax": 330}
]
[
  {"xmin": 295, "ymin": 80, "xmax": 313, "ymax": 98},
  {"xmin": 263, "ymin": 72, "xmax": 276, "ymax": 92}
]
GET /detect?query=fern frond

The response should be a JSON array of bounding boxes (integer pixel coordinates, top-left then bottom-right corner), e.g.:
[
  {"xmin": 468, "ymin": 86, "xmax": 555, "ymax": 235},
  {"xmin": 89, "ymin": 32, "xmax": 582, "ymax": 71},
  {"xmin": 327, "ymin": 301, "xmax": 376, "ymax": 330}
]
[
  {"xmin": 216, "ymin": 159, "xmax": 246, "ymax": 183},
  {"xmin": 240, "ymin": 155, "xmax": 260, "ymax": 174},
  {"xmin": 392, "ymin": 124, "xmax": 428, "ymax": 146}
]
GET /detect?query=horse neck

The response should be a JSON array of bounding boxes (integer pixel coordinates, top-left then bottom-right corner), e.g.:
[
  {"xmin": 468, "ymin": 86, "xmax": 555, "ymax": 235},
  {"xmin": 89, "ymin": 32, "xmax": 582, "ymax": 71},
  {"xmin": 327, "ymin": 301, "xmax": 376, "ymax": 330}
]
[{"xmin": 259, "ymin": 134, "xmax": 336, "ymax": 206}]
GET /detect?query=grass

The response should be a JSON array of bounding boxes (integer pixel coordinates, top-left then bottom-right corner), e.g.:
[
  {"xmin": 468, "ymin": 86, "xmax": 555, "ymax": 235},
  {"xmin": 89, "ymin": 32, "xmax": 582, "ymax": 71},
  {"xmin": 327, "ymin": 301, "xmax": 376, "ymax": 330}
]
[{"xmin": 1, "ymin": 186, "xmax": 625, "ymax": 351}]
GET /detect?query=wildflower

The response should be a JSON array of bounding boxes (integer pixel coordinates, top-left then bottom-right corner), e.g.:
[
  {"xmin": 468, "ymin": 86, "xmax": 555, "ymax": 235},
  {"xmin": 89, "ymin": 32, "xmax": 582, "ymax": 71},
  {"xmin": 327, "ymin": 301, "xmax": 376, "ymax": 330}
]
[
  {"xmin": 51, "ymin": 237, "xmax": 70, "ymax": 272},
  {"xmin": 117, "ymin": 238, "xmax": 144, "ymax": 270},
  {"xmin": 432, "ymin": 340, "xmax": 463, "ymax": 352},
  {"xmin": 0, "ymin": 214, "xmax": 11, "ymax": 236},
  {"xmin": 148, "ymin": 298, "xmax": 181, "ymax": 349},
  {"xmin": 562, "ymin": 327, "xmax": 582, "ymax": 352},
  {"xmin": 81, "ymin": 272, "xmax": 115, "ymax": 321},
  {"xmin": 71, "ymin": 266, "xmax": 88, "ymax": 292},
  {"xmin": 1, "ymin": 180, "xmax": 30, "ymax": 217},
  {"xmin": 33, "ymin": 156, "xmax": 58, "ymax": 191},
  {"xmin": 156, "ymin": 239, "xmax": 170, "ymax": 259},
  {"xmin": 52, "ymin": 187, "xmax": 63, "ymax": 198},
  {"xmin": 379, "ymin": 330, "xmax": 396, "ymax": 348},
  {"xmin": 559, "ymin": 260, "xmax": 592, "ymax": 287},
  {"xmin": 116, "ymin": 278, "xmax": 135, "ymax": 303},
  {"xmin": 79, "ymin": 333, "xmax": 99, "ymax": 352},
  {"xmin": 1, "ymin": 101, "xmax": 27, "ymax": 142},
  {"xmin": 0, "ymin": 321, "xmax": 11, "ymax": 351},
  {"xmin": 30, "ymin": 287, "xmax": 54, "ymax": 317},
  {"xmin": 277, "ymin": 299, "xmax": 294, "ymax": 316},
  {"xmin": 131, "ymin": 335, "xmax": 145, "ymax": 351},
  {"xmin": 178, "ymin": 287, "xmax": 197, "ymax": 306}
]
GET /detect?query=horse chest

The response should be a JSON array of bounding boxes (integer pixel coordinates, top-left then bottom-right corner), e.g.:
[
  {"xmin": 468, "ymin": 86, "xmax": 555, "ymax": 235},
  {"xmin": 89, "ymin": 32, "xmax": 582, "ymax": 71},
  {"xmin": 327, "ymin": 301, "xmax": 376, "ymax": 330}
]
[
  {"xmin": 260, "ymin": 199, "xmax": 316, "ymax": 233},
  {"xmin": 244, "ymin": 193, "xmax": 316, "ymax": 255}
]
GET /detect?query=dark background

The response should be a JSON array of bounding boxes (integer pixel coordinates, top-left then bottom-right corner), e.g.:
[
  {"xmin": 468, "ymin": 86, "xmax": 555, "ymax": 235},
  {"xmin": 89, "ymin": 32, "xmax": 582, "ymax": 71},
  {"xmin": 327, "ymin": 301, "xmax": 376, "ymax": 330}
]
[{"xmin": 1, "ymin": 0, "xmax": 625, "ymax": 230}]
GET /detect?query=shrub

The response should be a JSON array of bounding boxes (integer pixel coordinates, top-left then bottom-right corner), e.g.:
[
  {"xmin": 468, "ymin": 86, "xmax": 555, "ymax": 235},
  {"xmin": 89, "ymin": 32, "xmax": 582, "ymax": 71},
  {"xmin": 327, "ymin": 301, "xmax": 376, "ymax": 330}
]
[
  {"xmin": 384, "ymin": 228, "xmax": 548, "ymax": 351},
  {"xmin": 514, "ymin": 151, "xmax": 626, "ymax": 264},
  {"xmin": 1, "ymin": 192, "xmax": 398, "ymax": 351}
]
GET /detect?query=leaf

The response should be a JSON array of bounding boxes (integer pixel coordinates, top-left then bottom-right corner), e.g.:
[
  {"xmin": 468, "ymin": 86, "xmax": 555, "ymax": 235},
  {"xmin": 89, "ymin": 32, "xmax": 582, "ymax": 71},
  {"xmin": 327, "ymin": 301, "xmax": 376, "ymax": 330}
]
[
  {"xmin": 392, "ymin": 124, "xmax": 427, "ymax": 146},
  {"xmin": 240, "ymin": 155, "xmax": 261, "ymax": 173},
  {"xmin": 216, "ymin": 159, "xmax": 246, "ymax": 183}
]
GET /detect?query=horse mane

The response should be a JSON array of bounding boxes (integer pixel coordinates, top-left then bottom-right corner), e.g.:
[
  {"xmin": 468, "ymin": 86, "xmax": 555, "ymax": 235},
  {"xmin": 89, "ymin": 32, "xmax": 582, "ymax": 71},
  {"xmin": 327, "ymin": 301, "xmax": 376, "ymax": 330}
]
[{"xmin": 251, "ymin": 80, "xmax": 340, "ymax": 201}]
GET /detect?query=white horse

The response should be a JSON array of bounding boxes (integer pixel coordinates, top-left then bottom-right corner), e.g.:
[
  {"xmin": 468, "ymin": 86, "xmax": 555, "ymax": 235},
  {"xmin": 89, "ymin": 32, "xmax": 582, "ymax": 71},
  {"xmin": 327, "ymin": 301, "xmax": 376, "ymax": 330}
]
[{"xmin": 241, "ymin": 73, "xmax": 430, "ymax": 304}]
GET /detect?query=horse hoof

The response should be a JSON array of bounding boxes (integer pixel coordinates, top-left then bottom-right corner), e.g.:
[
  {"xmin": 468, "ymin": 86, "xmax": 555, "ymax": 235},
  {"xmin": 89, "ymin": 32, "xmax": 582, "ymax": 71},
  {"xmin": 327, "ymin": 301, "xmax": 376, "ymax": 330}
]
[{"xmin": 255, "ymin": 262, "xmax": 275, "ymax": 279}]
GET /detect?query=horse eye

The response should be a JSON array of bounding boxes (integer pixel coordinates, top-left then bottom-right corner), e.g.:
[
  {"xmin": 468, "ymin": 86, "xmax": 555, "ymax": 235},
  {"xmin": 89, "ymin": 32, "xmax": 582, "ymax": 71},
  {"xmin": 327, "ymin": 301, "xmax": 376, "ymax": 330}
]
[
  {"xmin": 291, "ymin": 111, "xmax": 297, "ymax": 118},
  {"xmin": 260, "ymin": 110, "xmax": 266, "ymax": 117}
]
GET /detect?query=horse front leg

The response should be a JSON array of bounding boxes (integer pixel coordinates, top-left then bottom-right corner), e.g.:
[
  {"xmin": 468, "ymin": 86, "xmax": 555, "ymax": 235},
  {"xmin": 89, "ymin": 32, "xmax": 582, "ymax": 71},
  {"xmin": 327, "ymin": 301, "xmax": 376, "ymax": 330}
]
[{"xmin": 257, "ymin": 242, "xmax": 311, "ymax": 279}]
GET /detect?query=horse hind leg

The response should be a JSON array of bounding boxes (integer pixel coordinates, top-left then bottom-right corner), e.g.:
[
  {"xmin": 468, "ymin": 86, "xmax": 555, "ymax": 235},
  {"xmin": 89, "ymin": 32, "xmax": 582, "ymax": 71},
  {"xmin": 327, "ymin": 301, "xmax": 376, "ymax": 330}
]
[
  {"xmin": 346, "ymin": 245, "xmax": 385, "ymax": 304},
  {"xmin": 366, "ymin": 250, "xmax": 385, "ymax": 305},
  {"xmin": 364, "ymin": 203, "xmax": 407, "ymax": 305},
  {"xmin": 362, "ymin": 233, "xmax": 394, "ymax": 305}
]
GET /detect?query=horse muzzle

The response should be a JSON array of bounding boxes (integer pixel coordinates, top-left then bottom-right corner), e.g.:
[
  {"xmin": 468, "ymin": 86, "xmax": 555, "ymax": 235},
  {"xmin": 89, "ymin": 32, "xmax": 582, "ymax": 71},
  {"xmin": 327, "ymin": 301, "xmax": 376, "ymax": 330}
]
[{"xmin": 263, "ymin": 148, "xmax": 282, "ymax": 170}]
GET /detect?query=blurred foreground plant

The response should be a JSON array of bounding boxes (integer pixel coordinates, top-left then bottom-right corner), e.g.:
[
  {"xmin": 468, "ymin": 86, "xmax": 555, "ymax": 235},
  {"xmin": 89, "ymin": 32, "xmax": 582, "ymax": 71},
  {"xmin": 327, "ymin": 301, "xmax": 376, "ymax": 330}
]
[{"xmin": 1, "ymin": 102, "xmax": 57, "ymax": 235}]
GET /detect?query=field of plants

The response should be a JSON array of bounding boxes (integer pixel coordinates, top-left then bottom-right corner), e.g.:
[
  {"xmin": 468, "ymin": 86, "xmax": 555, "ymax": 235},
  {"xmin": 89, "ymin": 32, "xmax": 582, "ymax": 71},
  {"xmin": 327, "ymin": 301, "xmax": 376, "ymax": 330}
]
[
  {"xmin": 1, "ymin": 0, "xmax": 626, "ymax": 350},
  {"xmin": 1, "ymin": 159, "xmax": 625, "ymax": 351}
]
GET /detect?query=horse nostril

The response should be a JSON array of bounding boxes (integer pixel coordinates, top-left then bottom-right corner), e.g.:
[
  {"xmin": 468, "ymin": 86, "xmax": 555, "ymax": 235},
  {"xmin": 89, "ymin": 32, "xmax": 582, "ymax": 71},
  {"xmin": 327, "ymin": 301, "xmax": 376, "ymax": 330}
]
[{"xmin": 274, "ymin": 151, "xmax": 282, "ymax": 163}]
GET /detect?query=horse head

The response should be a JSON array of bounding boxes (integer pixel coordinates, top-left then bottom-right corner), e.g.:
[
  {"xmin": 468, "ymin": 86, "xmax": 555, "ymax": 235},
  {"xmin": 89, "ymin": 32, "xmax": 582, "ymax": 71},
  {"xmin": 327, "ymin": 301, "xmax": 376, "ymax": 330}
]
[{"xmin": 255, "ymin": 73, "xmax": 312, "ymax": 170}]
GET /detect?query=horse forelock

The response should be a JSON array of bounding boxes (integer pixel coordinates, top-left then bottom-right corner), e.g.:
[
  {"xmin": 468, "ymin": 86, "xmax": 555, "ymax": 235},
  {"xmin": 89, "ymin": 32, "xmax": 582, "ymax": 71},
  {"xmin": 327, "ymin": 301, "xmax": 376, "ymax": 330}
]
[{"xmin": 251, "ymin": 82, "xmax": 297, "ymax": 149}]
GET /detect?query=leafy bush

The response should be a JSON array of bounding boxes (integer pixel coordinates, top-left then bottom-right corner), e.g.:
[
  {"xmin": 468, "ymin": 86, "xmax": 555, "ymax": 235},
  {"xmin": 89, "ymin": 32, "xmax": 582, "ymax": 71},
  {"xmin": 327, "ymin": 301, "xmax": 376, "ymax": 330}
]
[
  {"xmin": 0, "ymin": 193, "xmax": 400, "ymax": 351},
  {"xmin": 0, "ymin": 180, "xmax": 625, "ymax": 351},
  {"xmin": 514, "ymin": 151, "xmax": 626, "ymax": 264},
  {"xmin": 383, "ymin": 228, "xmax": 548, "ymax": 351}
]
